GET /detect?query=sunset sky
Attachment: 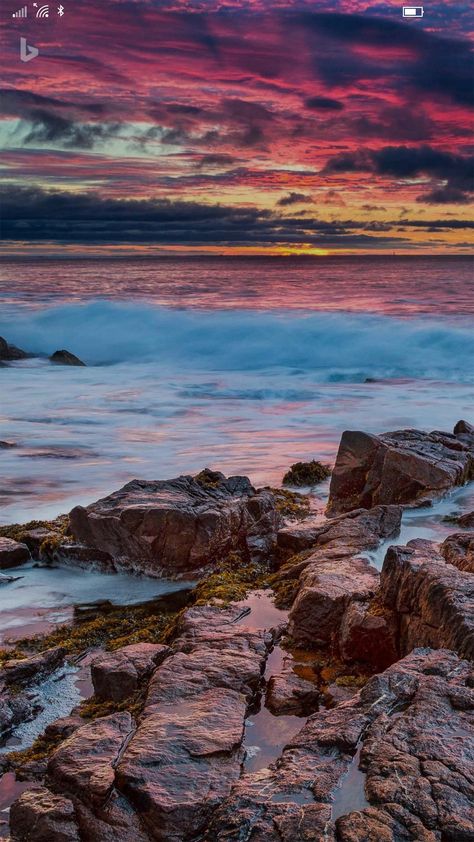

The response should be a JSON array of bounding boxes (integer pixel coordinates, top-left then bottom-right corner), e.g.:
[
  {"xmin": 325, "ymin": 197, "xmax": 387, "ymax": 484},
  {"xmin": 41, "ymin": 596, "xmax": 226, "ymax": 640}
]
[{"xmin": 1, "ymin": 0, "xmax": 473, "ymax": 255}]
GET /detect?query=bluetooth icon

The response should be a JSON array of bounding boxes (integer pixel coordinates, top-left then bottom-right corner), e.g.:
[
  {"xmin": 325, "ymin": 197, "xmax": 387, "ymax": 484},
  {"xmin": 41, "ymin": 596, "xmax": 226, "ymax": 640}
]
[{"xmin": 57, "ymin": 4, "xmax": 64, "ymax": 15}]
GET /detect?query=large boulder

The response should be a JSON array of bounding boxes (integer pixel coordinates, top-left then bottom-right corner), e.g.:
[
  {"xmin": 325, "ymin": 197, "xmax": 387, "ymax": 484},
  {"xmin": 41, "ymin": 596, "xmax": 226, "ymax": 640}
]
[
  {"xmin": 210, "ymin": 648, "xmax": 474, "ymax": 841},
  {"xmin": 69, "ymin": 469, "xmax": 281, "ymax": 577},
  {"xmin": 380, "ymin": 538, "xmax": 474, "ymax": 660},
  {"xmin": 0, "ymin": 536, "xmax": 30, "ymax": 569},
  {"xmin": 327, "ymin": 423, "xmax": 474, "ymax": 514}
]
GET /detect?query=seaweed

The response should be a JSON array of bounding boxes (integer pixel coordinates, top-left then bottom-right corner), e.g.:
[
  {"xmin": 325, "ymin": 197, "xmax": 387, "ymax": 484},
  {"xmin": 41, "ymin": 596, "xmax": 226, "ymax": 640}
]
[{"xmin": 282, "ymin": 460, "xmax": 331, "ymax": 487}]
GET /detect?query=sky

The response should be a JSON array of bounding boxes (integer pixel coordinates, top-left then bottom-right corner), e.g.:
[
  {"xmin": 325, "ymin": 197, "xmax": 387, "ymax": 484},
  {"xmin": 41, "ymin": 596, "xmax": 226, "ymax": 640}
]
[{"xmin": 1, "ymin": 0, "xmax": 473, "ymax": 255}]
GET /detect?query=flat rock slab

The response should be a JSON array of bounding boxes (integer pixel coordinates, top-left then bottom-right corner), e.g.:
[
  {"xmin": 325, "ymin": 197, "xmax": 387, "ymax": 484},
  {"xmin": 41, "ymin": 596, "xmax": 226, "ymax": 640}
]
[
  {"xmin": 328, "ymin": 422, "xmax": 474, "ymax": 514},
  {"xmin": 69, "ymin": 470, "xmax": 280, "ymax": 577},
  {"xmin": 115, "ymin": 603, "xmax": 272, "ymax": 841},
  {"xmin": 0, "ymin": 536, "xmax": 30, "ymax": 569},
  {"xmin": 210, "ymin": 648, "xmax": 474, "ymax": 841},
  {"xmin": 380, "ymin": 538, "xmax": 474, "ymax": 661},
  {"xmin": 91, "ymin": 643, "xmax": 170, "ymax": 702},
  {"xmin": 277, "ymin": 504, "xmax": 402, "ymax": 556}
]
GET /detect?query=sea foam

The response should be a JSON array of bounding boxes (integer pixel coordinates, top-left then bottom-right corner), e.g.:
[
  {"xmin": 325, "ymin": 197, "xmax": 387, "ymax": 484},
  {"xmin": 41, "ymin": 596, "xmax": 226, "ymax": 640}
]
[{"xmin": 1, "ymin": 301, "xmax": 472, "ymax": 382}]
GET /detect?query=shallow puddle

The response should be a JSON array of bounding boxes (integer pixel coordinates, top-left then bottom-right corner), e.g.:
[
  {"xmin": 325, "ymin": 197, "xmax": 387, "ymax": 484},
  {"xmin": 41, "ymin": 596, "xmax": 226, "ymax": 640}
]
[{"xmin": 331, "ymin": 741, "xmax": 369, "ymax": 821}]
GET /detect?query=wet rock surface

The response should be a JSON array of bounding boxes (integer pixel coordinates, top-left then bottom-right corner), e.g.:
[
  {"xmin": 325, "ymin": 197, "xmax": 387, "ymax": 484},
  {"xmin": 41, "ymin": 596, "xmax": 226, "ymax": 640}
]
[
  {"xmin": 10, "ymin": 787, "xmax": 80, "ymax": 842},
  {"xmin": 0, "ymin": 538, "xmax": 30, "ymax": 570},
  {"xmin": 380, "ymin": 538, "xmax": 474, "ymax": 661},
  {"xmin": 1, "ymin": 648, "xmax": 67, "ymax": 740},
  {"xmin": 276, "ymin": 506, "xmax": 401, "ymax": 648},
  {"xmin": 265, "ymin": 656, "xmax": 320, "ymax": 715},
  {"xmin": 69, "ymin": 469, "xmax": 281, "ymax": 577},
  {"xmin": 91, "ymin": 643, "xmax": 170, "ymax": 702},
  {"xmin": 328, "ymin": 422, "xmax": 474, "ymax": 514},
  {"xmin": 210, "ymin": 648, "xmax": 474, "ymax": 842}
]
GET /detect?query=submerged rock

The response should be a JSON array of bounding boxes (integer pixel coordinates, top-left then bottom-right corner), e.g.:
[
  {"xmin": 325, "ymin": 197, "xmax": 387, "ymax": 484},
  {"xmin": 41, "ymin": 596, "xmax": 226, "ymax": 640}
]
[
  {"xmin": 49, "ymin": 350, "xmax": 86, "ymax": 367},
  {"xmin": 69, "ymin": 470, "xmax": 281, "ymax": 577},
  {"xmin": 265, "ymin": 656, "xmax": 319, "ymax": 715},
  {"xmin": 91, "ymin": 643, "xmax": 170, "ymax": 702},
  {"xmin": 0, "ymin": 537, "xmax": 30, "ymax": 569},
  {"xmin": 328, "ymin": 422, "xmax": 474, "ymax": 514},
  {"xmin": 210, "ymin": 648, "xmax": 474, "ymax": 841}
]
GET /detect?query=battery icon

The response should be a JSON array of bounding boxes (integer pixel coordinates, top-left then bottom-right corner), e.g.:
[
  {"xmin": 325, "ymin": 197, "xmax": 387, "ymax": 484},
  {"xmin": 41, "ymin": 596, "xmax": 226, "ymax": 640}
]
[{"xmin": 403, "ymin": 6, "xmax": 424, "ymax": 16}]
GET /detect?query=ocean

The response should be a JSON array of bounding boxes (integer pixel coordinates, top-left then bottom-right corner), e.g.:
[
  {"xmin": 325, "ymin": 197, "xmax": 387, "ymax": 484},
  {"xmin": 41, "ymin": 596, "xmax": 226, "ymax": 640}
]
[{"xmin": 0, "ymin": 255, "xmax": 473, "ymax": 524}]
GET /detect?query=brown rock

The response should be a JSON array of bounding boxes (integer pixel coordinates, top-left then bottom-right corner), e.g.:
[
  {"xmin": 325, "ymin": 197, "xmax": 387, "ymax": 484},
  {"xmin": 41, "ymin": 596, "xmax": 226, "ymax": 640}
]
[
  {"xmin": 115, "ymin": 602, "xmax": 271, "ymax": 841},
  {"xmin": 339, "ymin": 600, "xmax": 398, "ymax": 670},
  {"xmin": 69, "ymin": 470, "xmax": 280, "ymax": 577},
  {"xmin": 0, "ymin": 537, "xmax": 30, "ymax": 569},
  {"xmin": 328, "ymin": 423, "xmax": 474, "ymax": 515},
  {"xmin": 440, "ymin": 531, "xmax": 474, "ymax": 572},
  {"xmin": 47, "ymin": 712, "xmax": 134, "ymax": 807},
  {"xmin": 2, "ymin": 647, "xmax": 66, "ymax": 686},
  {"xmin": 277, "ymin": 504, "xmax": 401, "ymax": 555},
  {"xmin": 210, "ymin": 648, "xmax": 474, "ymax": 841},
  {"xmin": 265, "ymin": 656, "xmax": 319, "ymax": 715},
  {"xmin": 49, "ymin": 350, "xmax": 86, "ymax": 367},
  {"xmin": 288, "ymin": 555, "xmax": 379, "ymax": 648},
  {"xmin": 10, "ymin": 787, "xmax": 80, "ymax": 842},
  {"xmin": 380, "ymin": 538, "xmax": 474, "ymax": 660},
  {"xmin": 91, "ymin": 643, "xmax": 170, "ymax": 702}
]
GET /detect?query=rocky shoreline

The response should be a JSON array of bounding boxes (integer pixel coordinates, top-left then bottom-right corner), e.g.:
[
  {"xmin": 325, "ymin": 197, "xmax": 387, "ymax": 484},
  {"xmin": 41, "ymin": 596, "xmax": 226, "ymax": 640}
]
[{"xmin": 0, "ymin": 421, "xmax": 473, "ymax": 841}]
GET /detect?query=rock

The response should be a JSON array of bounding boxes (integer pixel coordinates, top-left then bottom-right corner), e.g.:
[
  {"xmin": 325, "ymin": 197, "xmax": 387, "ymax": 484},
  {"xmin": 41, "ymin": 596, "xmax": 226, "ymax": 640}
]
[
  {"xmin": 277, "ymin": 504, "xmax": 402, "ymax": 555},
  {"xmin": 339, "ymin": 599, "xmax": 398, "ymax": 670},
  {"xmin": 46, "ymin": 542, "xmax": 115, "ymax": 570},
  {"xmin": 44, "ymin": 715, "xmax": 83, "ymax": 742},
  {"xmin": 265, "ymin": 656, "xmax": 319, "ymax": 715},
  {"xmin": 288, "ymin": 555, "xmax": 379, "ymax": 648},
  {"xmin": 0, "ymin": 537, "xmax": 30, "ymax": 569},
  {"xmin": 0, "ymin": 682, "xmax": 36, "ymax": 740},
  {"xmin": 454, "ymin": 419, "xmax": 474, "ymax": 435},
  {"xmin": 115, "ymin": 602, "xmax": 271, "ymax": 841},
  {"xmin": 2, "ymin": 647, "xmax": 66, "ymax": 686},
  {"xmin": 91, "ymin": 643, "xmax": 170, "ymax": 702},
  {"xmin": 17, "ymin": 527, "xmax": 57, "ymax": 556},
  {"xmin": 10, "ymin": 787, "xmax": 80, "ymax": 842},
  {"xmin": 0, "ymin": 336, "xmax": 29, "ymax": 361},
  {"xmin": 440, "ymin": 532, "xmax": 474, "ymax": 573},
  {"xmin": 69, "ymin": 470, "xmax": 281, "ymax": 577},
  {"xmin": 47, "ymin": 712, "xmax": 134, "ymax": 808},
  {"xmin": 282, "ymin": 460, "xmax": 331, "ymax": 487},
  {"xmin": 446, "ymin": 510, "xmax": 474, "ymax": 529},
  {"xmin": 380, "ymin": 538, "xmax": 474, "ymax": 660},
  {"xmin": 276, "ymin": 506, "xmax": 401, "ymax": 649},
  {"xmin": 49, "ymin": 350, "xmax": 86, "ymax": 367},
  {"xmin": 327, "ymin": 423, "xmax": 474, "ymax": 515},
  {"xmin": 0, "ymin": 440, "xmax": 16, "ymax": 448},
  {"xmin": 210, "ymin": 648, "xmax": 474, "ymax": 842}
]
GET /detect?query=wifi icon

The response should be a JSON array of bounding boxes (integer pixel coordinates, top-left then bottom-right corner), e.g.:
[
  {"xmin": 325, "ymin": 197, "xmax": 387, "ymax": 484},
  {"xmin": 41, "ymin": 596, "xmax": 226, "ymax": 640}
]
[{"xmin": 33, "ymin": 2, "xmax": 49, "ymax": 16}]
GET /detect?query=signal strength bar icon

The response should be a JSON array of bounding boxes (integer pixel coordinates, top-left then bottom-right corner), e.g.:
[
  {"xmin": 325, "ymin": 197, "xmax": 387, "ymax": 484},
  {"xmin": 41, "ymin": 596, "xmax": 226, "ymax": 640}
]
[{"xmin": 12, "ymin": 5, "xmax": 28, "ymax": 17}]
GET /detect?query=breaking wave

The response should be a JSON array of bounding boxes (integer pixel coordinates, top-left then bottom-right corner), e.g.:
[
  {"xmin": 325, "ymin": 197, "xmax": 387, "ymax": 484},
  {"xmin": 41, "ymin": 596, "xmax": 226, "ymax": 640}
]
[{"xmin": 1, "ymin": 301, "xmax": 472, "ymax": 382}]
